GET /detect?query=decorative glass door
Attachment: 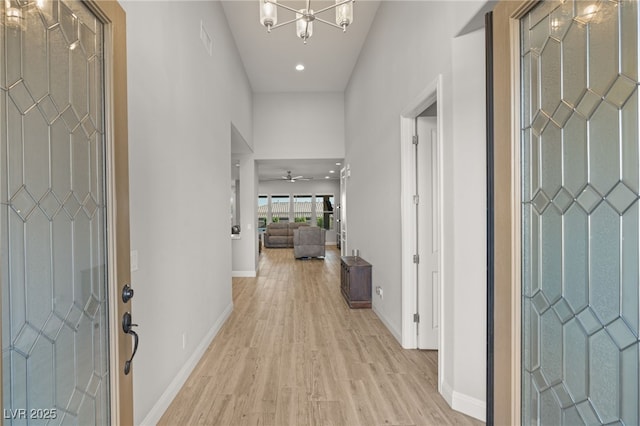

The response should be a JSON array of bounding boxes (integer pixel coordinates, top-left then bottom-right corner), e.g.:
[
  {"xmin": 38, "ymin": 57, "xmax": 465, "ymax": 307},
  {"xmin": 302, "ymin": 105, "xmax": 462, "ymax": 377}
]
[
  {"xmin": 521, "ymin": 1, "xmax": 639, "ymax": 424},
  {"xmin": 1, "ymin": 0, "xmax": 110, "ymax": 423}
]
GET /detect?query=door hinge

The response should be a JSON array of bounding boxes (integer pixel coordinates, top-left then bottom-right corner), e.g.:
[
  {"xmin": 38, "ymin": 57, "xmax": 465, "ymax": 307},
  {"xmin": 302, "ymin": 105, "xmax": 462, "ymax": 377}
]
[
  {"xmin": 412, "ymin": 135, "xmax": 419, "ymax": 145},
  {"xmin": 413, "ymin": 254, "xmax": 420, "ymax": 264},
  {"xmin": 413, "ymin": 313, "xmax": 420, "ymax": 323},
  {"xmin": 413, "ymin": 195, "xmax": 419, "ymax": 205}
]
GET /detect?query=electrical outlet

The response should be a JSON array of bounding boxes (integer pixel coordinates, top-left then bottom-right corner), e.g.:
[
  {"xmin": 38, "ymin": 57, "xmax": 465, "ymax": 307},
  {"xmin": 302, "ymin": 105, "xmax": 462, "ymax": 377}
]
[{"xmin": 376, "ymin": 286, "xmax": 383, "ymax": 299}]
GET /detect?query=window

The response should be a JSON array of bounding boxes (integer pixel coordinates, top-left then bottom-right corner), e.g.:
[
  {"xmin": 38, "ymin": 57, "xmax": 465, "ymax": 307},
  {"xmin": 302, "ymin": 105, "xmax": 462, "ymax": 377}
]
[
  {"xmin": 257, "ymin": 195, "xmax": 268, "ymax": 229},
  {"xmin": 270, "ymin": 195, "xmax": 290, "ymax": 222},
  {"xmin": 293, "ymin": 195, "xmax": 312, "ymax": 223},
  {"xmin": 315, "ymin": 194, "xmax": 334, "ymax": 230}
]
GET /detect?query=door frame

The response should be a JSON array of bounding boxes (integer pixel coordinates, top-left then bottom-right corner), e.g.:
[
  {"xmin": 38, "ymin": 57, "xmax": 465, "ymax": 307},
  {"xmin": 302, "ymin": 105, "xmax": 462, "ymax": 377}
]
[
  {"xmin": 491, "ymin": 1, "xmax": 537, "ymax": 424},
  {"xmin": 0, "ymin": 0, "xmax": 132, "ymax": 424},
  {"xmin": 92, "ymin": 1, "xmax": 133, "ymax": 424},
  {"xmin": 399, "ymin": 74, "xmax": 445, "ymax": 387}
]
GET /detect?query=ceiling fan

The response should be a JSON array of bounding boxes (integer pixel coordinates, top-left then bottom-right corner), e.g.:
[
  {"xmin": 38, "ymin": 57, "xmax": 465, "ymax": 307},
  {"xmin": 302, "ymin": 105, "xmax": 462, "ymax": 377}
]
[{"xmin": 267, "ymin": 171, "xmax": 312, "ymax": 183}]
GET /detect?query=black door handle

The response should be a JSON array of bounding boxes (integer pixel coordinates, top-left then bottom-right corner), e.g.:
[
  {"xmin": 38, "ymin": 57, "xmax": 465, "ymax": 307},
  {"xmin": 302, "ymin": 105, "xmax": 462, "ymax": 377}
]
[{"xmin": 122, "ymin": 312, "xmax": 139, "ymax": 375}]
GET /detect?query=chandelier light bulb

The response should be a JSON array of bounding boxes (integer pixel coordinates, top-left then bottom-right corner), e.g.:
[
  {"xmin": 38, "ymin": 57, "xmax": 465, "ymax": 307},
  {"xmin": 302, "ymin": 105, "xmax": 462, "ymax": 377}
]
[
  {"xmin": 260, "ymin": 0, "xmax": 278, "ymax": 31},
  {"xmin": 335, "ymin": 0, "xmax": 353, "ymax": 31},
  {"xmin": 296, "ymin": 9, "xmax": 313, "ymax": 44}
]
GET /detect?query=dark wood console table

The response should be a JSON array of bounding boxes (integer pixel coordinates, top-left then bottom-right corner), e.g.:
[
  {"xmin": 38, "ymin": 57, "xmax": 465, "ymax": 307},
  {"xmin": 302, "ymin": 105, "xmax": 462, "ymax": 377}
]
[{"xmin": 340, "ymin": 256, "xmax": 372, "ymax": 308}]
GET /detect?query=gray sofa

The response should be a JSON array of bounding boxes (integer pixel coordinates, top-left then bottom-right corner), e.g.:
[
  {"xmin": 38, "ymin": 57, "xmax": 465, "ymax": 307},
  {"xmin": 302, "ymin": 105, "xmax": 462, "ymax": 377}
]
[
  {"xmin": 264, "ymin": 222, "xmax": 309, "ymax": 248},
  {"xmin": 293, "ymin": 226, "xmax": 326, "ymax": 259}
]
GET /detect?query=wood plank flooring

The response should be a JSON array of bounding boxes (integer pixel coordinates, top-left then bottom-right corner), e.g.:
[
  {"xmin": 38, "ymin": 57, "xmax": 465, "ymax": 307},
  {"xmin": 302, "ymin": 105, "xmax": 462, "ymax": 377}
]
[{"xmin": 158, "ymin": 247, "xmax": 483, "ymax": 426}]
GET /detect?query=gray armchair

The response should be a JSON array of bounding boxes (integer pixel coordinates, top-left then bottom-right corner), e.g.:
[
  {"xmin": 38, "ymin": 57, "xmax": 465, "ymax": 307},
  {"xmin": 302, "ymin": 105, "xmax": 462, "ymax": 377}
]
[{"xmin": 293, "ymin": 226, "xmax": 326, "ymax": 259}]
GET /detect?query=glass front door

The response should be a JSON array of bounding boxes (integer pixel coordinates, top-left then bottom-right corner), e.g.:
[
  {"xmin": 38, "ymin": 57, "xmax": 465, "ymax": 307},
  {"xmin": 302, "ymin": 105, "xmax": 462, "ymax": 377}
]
[
  {"xmin": 1, "ymin": 0, "xmax": 110, "ymax": 423},
  {"xmin": 521, "ymin": 1, "xmax": 639, "ymax": 424}
]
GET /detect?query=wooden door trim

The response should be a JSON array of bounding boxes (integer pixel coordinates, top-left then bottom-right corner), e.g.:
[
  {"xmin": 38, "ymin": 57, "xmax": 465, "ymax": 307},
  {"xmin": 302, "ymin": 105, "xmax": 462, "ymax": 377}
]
[
  {"xmin": 491, "ymin": 1, "xmax": 538, "ymax": 424},
  {"xmin": 84, "ymin": 1, "xmax": 132, "ymax": 424}
]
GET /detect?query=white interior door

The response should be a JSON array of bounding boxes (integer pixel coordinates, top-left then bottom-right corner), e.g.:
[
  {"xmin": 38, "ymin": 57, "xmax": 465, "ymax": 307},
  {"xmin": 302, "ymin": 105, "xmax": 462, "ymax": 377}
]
[{"xmin": 417, "ymin": 117, "xmax": 439, "ymax": 349}]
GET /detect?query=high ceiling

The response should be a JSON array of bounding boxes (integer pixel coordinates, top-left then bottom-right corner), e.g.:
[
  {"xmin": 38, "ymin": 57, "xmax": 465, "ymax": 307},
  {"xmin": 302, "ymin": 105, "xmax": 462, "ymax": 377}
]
[
  {"xmin": 221, "ymin": 0, "xmax": 381, "ymax": 93},
  {"xmin": 221, "ymin": 1, "xmax": 379, "ymax": 180}
]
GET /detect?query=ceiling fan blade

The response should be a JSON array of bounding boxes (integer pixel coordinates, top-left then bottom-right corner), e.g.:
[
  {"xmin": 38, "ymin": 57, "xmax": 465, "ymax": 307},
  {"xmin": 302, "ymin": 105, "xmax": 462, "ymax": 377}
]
[{"xmin": 291, "ymin": 175, "xmax": 303, "ymax": 180}]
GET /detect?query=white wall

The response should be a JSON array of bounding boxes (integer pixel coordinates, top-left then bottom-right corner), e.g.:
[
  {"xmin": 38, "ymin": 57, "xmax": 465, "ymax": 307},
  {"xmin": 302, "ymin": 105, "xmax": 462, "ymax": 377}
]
[
  {"xmin": 258, "ymin": 179, "xmax": 341, "ymax": 244},
  {"xmin": 253, "ymin": 92, "xmax": 345, "ymax": 160},
  {"xmin": 344, "ymin": 1, "xmax": 487, "ymax": 420},
  {"xmin": 122, "ymin": 1, "xmax": 252, "ymax": 423}
]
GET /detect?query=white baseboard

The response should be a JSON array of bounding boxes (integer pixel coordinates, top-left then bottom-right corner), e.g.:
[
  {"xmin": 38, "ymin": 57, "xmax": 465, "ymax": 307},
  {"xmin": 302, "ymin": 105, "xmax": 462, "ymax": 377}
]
[
  {"xmin": 441, "ymin": 379, "xmax": 454, "ymax": 407},
  {"xmin": 232, "ymin": 270, "xmax": 256, "ymax": 277},
  {"xmin": 440, "ymin": 379, "xmax": 486, "ymax": 422},
  {"xmin": 372, "ymin": 306, "xmax": 402, "ymax": 344},
  {"xmin": 139, "ymin": 302, "xmax": 234, "ymax": 426},
  {"xmin": 452, "ymin": 390, "xmax": 486, "ymax": 421}
]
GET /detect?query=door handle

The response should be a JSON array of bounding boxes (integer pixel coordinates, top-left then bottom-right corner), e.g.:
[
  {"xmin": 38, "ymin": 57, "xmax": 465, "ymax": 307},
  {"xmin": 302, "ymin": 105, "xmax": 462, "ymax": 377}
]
[{"xmin": 122, "ymin": 312, "xmax": 139, "ymax": 375}]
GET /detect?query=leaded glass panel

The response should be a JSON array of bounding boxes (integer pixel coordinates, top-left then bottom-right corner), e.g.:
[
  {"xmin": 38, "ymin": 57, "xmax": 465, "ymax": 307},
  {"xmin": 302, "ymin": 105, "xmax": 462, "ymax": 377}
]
[
  {"xmin": 1, "ymin": 0, "xmax": 110, "ymax": 423},
  {"xmin": 521, "ymin": 1, "xmax": 640, "ymax": 424}
]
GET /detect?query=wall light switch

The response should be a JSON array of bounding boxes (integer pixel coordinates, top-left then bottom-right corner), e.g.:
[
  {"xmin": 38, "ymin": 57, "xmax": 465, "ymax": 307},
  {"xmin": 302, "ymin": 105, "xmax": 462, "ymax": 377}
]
[{"xmin": 131, "ymin": 250, "xmax": 139, "ymax": 272}]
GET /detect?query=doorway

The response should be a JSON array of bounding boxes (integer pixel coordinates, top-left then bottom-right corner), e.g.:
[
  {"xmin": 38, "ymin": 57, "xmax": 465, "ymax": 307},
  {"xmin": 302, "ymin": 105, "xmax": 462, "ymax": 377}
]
[
  {"xmin": 415, "ymin": 115, "xmax": 440, "ymax": 350},
  {"xmin": 400, "ymin": 75, "xmax": 444, "ymax": 389},
  {"xmin": 0, "ymin": 0, "xmax": 133, "ymax": 423}
]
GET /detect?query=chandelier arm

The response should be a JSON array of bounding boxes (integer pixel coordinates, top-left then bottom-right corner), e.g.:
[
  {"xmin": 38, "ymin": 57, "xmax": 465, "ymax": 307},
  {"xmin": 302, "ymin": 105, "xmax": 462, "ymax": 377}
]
[
  {"xmin": 312, "ymin": 0, "xmax": 354, "ymax": 16},
  {"xmin": 264, "ymin": 0, "xmax": 303, "ymax": 15},
  {"xmin": 314, "ymin": 17, "xmax": 344, "ymax": 29},
  {"xmin": 269, "ymin": 16, "xmax": 303, "ymax": 30}
]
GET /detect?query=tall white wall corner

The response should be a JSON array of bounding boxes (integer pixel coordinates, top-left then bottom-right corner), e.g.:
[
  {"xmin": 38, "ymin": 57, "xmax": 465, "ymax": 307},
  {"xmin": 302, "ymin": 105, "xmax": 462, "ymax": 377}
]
[{"xmin": 138, "ymin": 302, "xmax": 233, "ymax": 426}]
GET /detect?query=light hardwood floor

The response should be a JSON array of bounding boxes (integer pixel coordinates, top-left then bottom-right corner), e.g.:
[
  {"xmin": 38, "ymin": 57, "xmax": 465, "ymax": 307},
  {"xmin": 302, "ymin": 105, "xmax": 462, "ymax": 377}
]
[{"xmin": 159, "ymin": 247, "xmax": 483, "ymax": 426}]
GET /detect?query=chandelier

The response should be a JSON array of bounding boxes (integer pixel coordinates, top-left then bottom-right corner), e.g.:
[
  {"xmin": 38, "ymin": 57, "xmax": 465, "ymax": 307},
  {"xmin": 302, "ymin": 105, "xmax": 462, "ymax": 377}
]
[
  {"xmin": 3, "ymin": 0, "xmax": 47, "ymax": 30},
  {"xmin": 259, "ymin": 0, "xmax": 355, "ymax": 44}
]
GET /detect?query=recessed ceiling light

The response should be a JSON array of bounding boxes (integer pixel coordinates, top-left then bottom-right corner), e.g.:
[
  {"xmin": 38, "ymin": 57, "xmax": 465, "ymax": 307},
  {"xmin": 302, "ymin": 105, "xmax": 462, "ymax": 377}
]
[
  {"xmin": 329, "ymin": 170, "xmax": 335, "ymax": 173},
  {"xmin": 325, "ymin": 176, "xmax": 330, "ymax": 179},
  {"xmin": 295, "ymin": 64, "xmax": 305, "ymax": 71},
  {"xmin": 336, "ymin": 162, "xmax": 341, "ymax": 166}
]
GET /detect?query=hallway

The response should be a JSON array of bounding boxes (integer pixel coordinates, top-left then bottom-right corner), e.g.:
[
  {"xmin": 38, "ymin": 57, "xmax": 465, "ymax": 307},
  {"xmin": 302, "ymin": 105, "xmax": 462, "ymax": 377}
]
[{"xmin": 158, "ymin": 247, "xmax": 482, "ymax": 425}]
